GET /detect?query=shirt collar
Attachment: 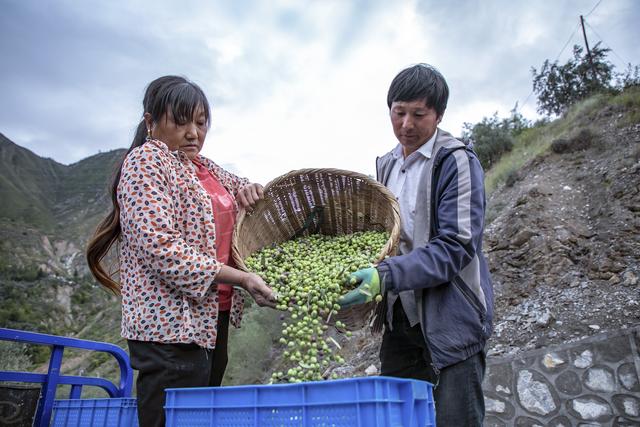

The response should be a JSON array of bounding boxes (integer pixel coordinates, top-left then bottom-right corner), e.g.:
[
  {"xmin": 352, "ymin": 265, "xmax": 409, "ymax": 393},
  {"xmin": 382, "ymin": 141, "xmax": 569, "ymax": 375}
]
[
  {"xmin": 148, "ymin": 138, "xmax": 204, "ymax": 164},
  {"xmin": 391, "ymin": 128, "xmax": 438, "ymax": 160}
]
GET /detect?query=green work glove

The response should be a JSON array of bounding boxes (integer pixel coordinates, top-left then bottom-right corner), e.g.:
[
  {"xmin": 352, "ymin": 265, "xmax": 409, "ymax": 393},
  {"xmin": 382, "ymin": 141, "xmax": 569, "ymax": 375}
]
[{"xmin": 338, "ymin": 267, "xmax": 381, "ymax": 309}]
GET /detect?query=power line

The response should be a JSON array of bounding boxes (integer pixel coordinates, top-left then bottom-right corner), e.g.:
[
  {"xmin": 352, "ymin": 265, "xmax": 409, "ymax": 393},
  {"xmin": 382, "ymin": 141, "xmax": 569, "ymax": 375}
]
[
  {"xmin": 584, "ymin": 21, "xmax": 629, "ymax": 68},
  {"xmin": 520, "ymin": 22, "xmax": 580, "ymax": 111},
  {"xmin": 518, "ymin": 0, "xmax": 611, "ymax": 114},
  {"xmin": 584, "ymin": 0, "xmax": 603, "ymax": 17},
  {"xmin": 554, "ymin": 23, "xmax": 580, "ymax": 62},
  {"xmin": 520, "ymin": 91, "xmax": 535, "ymax": 111}
]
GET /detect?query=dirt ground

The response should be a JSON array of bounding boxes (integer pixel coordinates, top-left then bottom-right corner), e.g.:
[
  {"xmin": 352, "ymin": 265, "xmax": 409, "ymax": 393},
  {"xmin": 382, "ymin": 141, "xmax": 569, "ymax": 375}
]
[{"xmin": 484, "ymin": 119, "xmax": 640, "ymax": 357}]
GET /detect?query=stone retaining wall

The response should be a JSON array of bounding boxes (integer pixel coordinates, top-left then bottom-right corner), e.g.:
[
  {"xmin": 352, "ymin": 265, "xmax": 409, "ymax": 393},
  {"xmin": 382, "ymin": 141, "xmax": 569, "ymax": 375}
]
[{"xmin": 483, "ymin": 326, "xmax": 640, "ymax": 426}]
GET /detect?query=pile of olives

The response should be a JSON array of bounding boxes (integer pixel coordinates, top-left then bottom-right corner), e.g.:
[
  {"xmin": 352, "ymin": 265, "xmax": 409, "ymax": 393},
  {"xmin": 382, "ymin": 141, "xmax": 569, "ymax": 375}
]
[{"xmin": 244, "ymin": 230, "xmax": 389, "ymax": 383}]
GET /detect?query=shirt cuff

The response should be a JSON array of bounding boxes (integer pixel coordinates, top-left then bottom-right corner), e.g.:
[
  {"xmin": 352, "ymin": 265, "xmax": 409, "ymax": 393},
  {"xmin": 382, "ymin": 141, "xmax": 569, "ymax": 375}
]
[{"xmin": 376, "ymin": 263, "xmax": 393, "ymax": 294}]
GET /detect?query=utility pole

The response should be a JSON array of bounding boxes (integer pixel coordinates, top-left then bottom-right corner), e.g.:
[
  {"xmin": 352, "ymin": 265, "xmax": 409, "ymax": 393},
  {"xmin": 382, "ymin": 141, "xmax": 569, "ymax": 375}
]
[{"xmin": 580, "ymin": 15, "xmax": 598, "ymax": 85}]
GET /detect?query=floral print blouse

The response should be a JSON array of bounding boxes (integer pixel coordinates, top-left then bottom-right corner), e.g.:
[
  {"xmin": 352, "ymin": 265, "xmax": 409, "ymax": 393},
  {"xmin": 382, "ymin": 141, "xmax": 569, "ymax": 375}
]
[{"xmin": 117, "ymin": 139, "xmax": 249, "ymax": 349}]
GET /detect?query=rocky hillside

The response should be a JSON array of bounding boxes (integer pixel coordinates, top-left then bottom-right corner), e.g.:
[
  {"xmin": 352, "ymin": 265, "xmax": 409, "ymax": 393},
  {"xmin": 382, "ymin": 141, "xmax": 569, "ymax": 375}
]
[
  {"xmin": 313, "ymin": 88, "xmax": 640, "ymax": 380},
  {"xmin": 486, "ymin": 111, "xmax": 640, "ymax": 357}
]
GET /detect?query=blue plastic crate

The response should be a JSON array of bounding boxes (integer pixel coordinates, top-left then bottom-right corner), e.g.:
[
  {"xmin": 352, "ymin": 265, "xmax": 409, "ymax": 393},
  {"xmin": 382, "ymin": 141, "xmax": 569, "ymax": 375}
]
[
  {"xmin": 52, "ymin": 398, "xmax": 138, "ymax": 427},
  {"xmin": 164, "ymin": 376, "xmax": 434, "ymax": 427}
]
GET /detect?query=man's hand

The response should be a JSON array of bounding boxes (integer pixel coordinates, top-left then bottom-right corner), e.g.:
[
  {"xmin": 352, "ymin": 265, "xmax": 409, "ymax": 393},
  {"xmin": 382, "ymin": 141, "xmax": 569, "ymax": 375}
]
[
  {"xmin": 338, "ymin": 267, "xmax": 381, "ymax": 309},
  {"xmin": 237, "ymin": 183, "xmax": 264, "ymax": 210}
]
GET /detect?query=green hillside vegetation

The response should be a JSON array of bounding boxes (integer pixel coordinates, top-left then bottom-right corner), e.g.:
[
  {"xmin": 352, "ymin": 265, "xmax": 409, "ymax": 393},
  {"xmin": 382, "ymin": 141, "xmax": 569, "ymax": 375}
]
[
  {"xmin": 479, "ymin": 42, "xmax": 639, "ymax": 198},
  {"xmin": 223, "ymin": 304, "xmax": 283, "ymax": 385},
  {"xmin": 0, "ymin": 134, "xmax": 65, "ymax": 229},
  {"xmin": 0, "ymin": 140, "xmax": 127, "ymax": 397},
  {"xmin": 484, "ymin": 86, "xmax": 640, "ymax": 197},
  {"xmin": 0, "ymin": 134, "xmax": 124, "ymax": 232},
  {"xmin": 0, "ymin": 141, "xmax": 124, "ymax": 277},
  {"xmin": 55, "ymin": 150, "xmax": 125, "ymax": 240}
]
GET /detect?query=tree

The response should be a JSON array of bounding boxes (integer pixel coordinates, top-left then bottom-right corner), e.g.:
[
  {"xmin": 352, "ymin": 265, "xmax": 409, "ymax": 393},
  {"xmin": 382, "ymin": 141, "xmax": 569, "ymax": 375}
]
[
  {"xmin": 462, "ymin": 113, "xmax": 520, "ymax": 169},
  {"xmin": 532, "ymin": 43, "xmax": 614, "ymax": 116},
  {"xmin": 615, "ymin": 63, "xmax": 640, "ymax": 90},
  {"xmin": 502, "ymin": 103, "xmax": 531, "ymax": 137}
]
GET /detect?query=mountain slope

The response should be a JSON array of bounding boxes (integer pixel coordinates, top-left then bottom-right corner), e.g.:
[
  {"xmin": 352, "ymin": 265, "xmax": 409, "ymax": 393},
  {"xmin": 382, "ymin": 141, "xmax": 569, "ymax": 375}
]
[
  {"xmin": 55, "ymin": 150, "xmax": 125, "ymax": 242},
  {"xmin": 301, "ymin": 88, "xmax": 640, "ymax": 381},
  {"xmin": 0, "ymin": 136, "xmax": 125, "ymax": 275},
  {"xmin": 0, "ymin": 133, "xmax": 66, "ymax": 229},
  {"xmin": 486, "ymin": 113, "xmax": 640, "ymax": 356},
  {"xmin": 0, "ymin": 136, "xmax": 127, "ymax": 394}
]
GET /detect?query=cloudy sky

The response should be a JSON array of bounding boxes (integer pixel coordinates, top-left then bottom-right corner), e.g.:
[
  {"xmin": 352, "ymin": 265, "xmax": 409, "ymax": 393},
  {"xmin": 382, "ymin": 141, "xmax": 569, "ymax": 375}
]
[{"xmin": 1, "ymin": 0, "xmax": 638, "ymax": 183}]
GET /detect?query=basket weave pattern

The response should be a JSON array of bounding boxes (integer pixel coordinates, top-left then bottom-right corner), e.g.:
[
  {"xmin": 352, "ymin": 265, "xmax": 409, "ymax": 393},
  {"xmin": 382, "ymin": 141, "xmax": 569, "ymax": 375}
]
[{"xmin": 232, "ymin": 168, "xmax": 400, "ymax": 329}]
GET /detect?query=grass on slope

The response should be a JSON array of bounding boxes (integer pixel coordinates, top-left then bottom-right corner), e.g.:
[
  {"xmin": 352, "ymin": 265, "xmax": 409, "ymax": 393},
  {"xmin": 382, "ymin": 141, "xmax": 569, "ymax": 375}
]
[{"xmin": 484, "ymin": 87, "xmax": 640, "ymax": 196}]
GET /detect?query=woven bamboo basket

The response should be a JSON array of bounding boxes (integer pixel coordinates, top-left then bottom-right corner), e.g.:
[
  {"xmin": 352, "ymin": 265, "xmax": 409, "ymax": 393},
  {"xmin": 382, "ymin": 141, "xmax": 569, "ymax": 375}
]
[{"xmin": 232, "ymin": 168, "xmax": 400, "ymax": 330}]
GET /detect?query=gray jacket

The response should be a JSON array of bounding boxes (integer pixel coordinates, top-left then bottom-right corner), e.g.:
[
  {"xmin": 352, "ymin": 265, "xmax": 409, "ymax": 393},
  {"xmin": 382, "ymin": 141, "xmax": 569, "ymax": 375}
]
[{"xmin": 375, "ymin": 129, "xmax": 494, "ymax": 370}]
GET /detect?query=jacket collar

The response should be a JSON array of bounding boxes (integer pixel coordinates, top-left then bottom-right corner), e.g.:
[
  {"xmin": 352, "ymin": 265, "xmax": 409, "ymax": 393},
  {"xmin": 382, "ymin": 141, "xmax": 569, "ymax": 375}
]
[{"xmin": 430, "ymin": 129, "xmax": 467, "ymax": 168}]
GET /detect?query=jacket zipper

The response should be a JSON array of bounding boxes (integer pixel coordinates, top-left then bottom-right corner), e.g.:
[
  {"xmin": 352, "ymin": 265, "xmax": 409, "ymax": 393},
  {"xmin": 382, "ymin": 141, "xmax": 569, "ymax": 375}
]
[
  {"xmin": 431, "ymin": 362, "xmax": 441, "ymax": 388},
  {"xmin": 420, "ymin": 314, "xmax": 441, "ymax": 388},
  {"xmin": 452, "ymin": 277, "xmax": 487, "ymax": 330}
]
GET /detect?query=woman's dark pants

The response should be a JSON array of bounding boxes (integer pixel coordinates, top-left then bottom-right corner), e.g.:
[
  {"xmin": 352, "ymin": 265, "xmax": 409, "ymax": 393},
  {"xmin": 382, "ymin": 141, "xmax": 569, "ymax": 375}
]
[{"xmin": 127, "ymin": 311, "xmax": 229, "ymax": 427}]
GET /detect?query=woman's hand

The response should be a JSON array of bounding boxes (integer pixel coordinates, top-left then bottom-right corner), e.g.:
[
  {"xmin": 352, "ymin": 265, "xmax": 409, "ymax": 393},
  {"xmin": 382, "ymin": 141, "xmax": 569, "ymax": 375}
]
[
  {"xmin": 237, "ymin": 183, "xmax": 264, "ymax": 210},
  {"xmin": 241, "ymin": 272, "xmax": 277, "ymax": 308}
]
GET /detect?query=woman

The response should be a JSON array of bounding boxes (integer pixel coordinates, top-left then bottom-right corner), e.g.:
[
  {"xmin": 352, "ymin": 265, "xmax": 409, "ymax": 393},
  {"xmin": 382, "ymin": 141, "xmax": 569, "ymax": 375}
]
[{"xmin": 86, "ymin": 75, "xmax": 275, "ymax": 427}]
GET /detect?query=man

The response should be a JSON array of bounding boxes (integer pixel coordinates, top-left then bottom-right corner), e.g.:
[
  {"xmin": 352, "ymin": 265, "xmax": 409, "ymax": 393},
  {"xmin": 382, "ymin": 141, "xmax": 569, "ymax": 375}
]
[{"xmin": 339, "ymin": 63, "xmax": 494, "ymax": 426}]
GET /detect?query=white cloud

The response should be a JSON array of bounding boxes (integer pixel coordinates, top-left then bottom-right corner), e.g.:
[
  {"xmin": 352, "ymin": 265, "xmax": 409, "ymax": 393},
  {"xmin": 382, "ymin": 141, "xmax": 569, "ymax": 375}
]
[
  {"xmin": 1, "ymin": 0, "xmax": 639, "ymax": 185},
  {"xmin": 201, "ymin": 1, "xmax": 437, "ymax": 183}
]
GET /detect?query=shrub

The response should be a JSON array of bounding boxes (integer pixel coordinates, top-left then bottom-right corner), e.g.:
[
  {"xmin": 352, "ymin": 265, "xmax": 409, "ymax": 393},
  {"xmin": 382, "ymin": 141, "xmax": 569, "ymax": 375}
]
[
  {"xmin": 463, "ymin": 114, "xmax": 516, "ymax": 169},
  {"xmin": 0, "ymin": 342, "xmax": 32, "ymax": 371},
  {"xmin": 550, "ymin": 128, "xmax": 597, "ymax": 154},
  {"xmin": 550, "ymin": 138, "xmax": 571, "ymax": 154},
  {"xmin": 504, "ymin": 169, "xmax": 520, "ymax": 187}
]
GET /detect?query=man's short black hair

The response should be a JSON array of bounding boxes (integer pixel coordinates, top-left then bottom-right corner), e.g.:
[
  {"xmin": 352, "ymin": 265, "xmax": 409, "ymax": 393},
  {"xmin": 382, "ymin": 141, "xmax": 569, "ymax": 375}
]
[{"xmin": 387, "ymin": 63, "xmax": 449, "ymax": 117}]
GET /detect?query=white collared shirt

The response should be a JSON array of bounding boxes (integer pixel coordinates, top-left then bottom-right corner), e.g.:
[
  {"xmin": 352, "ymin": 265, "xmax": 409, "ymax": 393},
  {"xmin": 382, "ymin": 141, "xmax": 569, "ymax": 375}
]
[{"xmin": 386, "ymin": 129, "xmax": 437, "ymax": 255}]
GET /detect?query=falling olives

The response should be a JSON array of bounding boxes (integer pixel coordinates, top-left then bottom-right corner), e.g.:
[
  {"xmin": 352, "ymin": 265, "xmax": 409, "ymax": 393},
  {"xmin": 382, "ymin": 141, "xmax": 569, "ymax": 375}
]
[{"xmin": 245, "ymin": 231, "xmax": 388, "ymax": 383}]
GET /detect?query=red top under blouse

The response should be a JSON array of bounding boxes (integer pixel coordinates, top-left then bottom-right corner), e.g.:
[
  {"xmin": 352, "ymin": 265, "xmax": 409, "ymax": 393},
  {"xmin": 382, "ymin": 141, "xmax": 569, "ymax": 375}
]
[{"xmin": 194, "ymin": 160, "xmax": 236, "ymax": 311}]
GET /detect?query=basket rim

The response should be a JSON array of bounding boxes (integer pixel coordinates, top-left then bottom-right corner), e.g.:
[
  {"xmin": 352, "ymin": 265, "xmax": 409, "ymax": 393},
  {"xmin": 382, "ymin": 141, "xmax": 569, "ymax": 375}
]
[{"xmin": 231, "ymin": 167, "xmax": 400, "ymax": 272}]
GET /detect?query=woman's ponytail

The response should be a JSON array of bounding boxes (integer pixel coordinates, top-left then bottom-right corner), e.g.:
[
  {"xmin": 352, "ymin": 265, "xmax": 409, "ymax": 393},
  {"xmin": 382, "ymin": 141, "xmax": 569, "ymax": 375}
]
[{"xmin": 85, "ymin": 120, "xmax": 147, "ymax": 294}]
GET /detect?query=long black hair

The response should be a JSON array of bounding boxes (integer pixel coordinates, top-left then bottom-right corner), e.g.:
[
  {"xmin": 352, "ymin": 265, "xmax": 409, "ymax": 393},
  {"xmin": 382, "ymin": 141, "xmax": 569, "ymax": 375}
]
[{"xmin": 86, "ymin": 75, "xmax": 210, "ymax": 293}]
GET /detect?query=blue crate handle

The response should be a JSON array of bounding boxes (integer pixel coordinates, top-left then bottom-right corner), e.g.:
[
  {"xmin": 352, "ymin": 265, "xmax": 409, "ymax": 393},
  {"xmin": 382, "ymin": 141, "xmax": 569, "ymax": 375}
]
[{"xmin": 0, "ymin": 327, "xmax": 134, "ymax": 427}]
